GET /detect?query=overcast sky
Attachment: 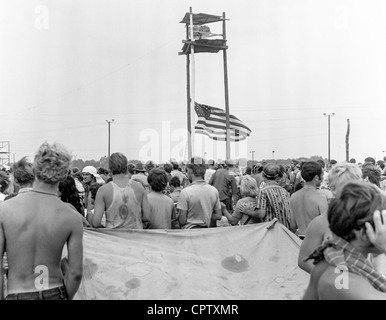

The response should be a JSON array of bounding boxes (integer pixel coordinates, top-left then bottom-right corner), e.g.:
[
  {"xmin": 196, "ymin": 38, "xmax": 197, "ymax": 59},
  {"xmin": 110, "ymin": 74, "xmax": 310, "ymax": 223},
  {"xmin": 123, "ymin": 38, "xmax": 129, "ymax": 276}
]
[{"xmin": 1, "ymin": 0, "xmax": 386, "ymax": 165}]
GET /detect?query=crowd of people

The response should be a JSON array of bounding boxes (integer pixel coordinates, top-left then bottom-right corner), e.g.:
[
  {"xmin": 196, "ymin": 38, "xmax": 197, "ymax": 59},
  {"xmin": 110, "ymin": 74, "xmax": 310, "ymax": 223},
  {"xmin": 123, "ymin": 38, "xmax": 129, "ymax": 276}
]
[{"xmin": 1, "ymin": 141, "xmax": 386, "ymax": 300}]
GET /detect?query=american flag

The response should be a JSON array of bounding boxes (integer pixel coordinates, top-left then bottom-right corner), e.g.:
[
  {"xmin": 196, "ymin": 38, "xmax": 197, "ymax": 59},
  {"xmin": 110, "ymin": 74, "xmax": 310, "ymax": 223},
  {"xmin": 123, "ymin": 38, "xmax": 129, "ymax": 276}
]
[{"xmin": 194, "ymin": 102, "xmax": 252, "ymax": 142}]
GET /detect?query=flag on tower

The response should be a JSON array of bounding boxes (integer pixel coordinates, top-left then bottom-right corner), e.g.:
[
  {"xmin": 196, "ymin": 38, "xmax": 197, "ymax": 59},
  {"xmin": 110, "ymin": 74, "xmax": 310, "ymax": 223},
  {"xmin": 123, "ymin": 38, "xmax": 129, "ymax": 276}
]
[{"xmin": 194, "ymin": 102, "xmax": 251, "ymax": 142}]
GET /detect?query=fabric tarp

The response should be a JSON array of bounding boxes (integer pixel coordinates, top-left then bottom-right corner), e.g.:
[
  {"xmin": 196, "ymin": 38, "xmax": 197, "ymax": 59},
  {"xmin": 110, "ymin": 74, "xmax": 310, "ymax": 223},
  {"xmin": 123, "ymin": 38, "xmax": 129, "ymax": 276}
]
[{"xmin": 73, "ymin": 220, "xmax": 309, "ymax": 300}]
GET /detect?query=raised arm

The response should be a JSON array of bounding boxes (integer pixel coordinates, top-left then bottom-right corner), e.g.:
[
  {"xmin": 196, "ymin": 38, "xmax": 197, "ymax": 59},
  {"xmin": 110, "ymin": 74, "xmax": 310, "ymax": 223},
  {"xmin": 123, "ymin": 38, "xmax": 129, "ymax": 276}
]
[{"xmin": 366, "ymin": 209, "xmax": 386, "ymax": 254}]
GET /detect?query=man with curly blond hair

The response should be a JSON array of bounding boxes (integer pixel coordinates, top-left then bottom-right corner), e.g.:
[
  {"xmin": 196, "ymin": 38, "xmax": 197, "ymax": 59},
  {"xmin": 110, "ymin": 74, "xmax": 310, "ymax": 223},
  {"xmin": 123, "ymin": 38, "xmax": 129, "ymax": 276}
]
[{"xmin": 0, "ymin": 142, "xmax": 83, "ymax": 300}]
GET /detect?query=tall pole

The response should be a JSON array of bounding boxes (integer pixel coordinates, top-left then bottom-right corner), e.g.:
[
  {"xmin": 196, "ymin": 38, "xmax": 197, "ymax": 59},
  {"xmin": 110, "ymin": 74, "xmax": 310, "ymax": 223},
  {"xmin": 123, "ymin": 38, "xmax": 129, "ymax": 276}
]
[
  {"xmin": 250, "ymin": 150, "xmax": 255, "ymax": 162},
  {"xmin": 345, "ymin": 118, "xmax": 350, "ymax": 162},
  {"xmin": 272, "ymin": 151, "xmax": 275, "ymax": 160},
  {"xmin": 186, "ymin": 22, "xmax": 192, "ymax": 160},
  {"xmin": 323, "ymin": 113, "xmax": 335, "ymax": 164},
  {"xmin": 106, "ymin": 119, "xmax": 115, "ymax": 158},
  {"xmin": 189, "ymin": 7, "xmax": 196, "ymax": 158},
  {"xmin": 222, "ymin": 12, "xmax": 230, "ymax": 160}
]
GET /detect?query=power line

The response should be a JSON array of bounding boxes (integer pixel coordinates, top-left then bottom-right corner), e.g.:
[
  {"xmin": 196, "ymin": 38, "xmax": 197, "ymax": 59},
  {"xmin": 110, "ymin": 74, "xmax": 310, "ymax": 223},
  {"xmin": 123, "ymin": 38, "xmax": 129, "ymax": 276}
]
[{"xmin": 23, "ymin": 33, "xmax": 183, "ymax": 113}]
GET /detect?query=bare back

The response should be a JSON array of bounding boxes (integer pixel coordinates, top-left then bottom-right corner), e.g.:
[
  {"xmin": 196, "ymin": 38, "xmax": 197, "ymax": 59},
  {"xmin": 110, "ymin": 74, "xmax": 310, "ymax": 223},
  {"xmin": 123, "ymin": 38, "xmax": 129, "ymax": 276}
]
[
  {"xmin": 303, "ymin": 260, "xmax": 386, "ymax": 300},
  {"xmin": 298, "ymin": 213, "xmax": 332, "ymax": 273},
  {"xmin": 0, "ymin": 191, "xmax": 82, "ymax": 294}
]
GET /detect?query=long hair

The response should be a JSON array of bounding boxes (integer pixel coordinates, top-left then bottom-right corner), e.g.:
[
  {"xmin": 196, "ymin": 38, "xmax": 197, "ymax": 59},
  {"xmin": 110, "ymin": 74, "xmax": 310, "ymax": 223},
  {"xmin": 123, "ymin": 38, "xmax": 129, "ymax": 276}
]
[
  {"xmin": 240, "ymin": 176, "xmax": 259, "ymax": 197},
  {"xmin": 58, "ymin": 175, "xmax": 84, "ymax": 215}
]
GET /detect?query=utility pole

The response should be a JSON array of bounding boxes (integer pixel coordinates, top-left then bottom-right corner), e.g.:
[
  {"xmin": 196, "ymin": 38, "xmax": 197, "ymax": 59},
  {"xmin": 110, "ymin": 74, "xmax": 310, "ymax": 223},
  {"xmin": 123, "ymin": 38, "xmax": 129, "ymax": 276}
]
[
  {"xmin": 106, "ymin": 119, "xmax": 115, "ymax": 158},
  {"xmin": 272, "ymin": 151, "xmax": 275, "ymax": 160},
  {"xmin": 323, "ymin": 113, "xmax": 335, "ymax": 164}
]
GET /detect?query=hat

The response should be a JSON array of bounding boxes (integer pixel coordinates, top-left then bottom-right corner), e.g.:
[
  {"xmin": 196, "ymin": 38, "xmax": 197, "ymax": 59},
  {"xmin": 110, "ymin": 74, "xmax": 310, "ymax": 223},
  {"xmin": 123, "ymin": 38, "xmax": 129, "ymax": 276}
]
[
  {"xmin": 82, "ymin": 166, "xmax": 105, "ymax": 184},
  {"xmin": 225, "ymin": 159, "xmax": 238, "ymax": 167},
  {"xmin": 208, "ymin": 159, "xmax": 215, "ymax": 166},
  {"xmin": 263, "ymin": 163, "xmax": 280, "ymax": 179},
  {"xmin": 134, "ymin": 162, "xmax": 146, "ymax": 172},
  {"xmin": 82, "ymin": 166, "xmax": 98, "ymax": 176}
]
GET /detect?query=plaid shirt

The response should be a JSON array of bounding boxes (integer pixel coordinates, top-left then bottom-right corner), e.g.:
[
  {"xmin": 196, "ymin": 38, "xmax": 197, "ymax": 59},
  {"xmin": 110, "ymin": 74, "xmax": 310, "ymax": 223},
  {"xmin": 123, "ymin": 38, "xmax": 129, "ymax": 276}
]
[{"xmin": 256, "ymin": 182, "xmax": 292, "ymax": 230}]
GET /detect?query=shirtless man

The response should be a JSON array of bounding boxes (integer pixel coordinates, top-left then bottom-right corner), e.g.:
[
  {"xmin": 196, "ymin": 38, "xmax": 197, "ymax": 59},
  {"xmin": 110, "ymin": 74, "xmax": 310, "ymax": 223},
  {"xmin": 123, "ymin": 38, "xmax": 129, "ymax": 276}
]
[
  {"xmin": 87, "ymin": 152, "xmax": 151, "ymax": 229},
  {"xmin": 289, "ymin": 161, "xmax": 328, "ymax": 237},
  {"xmin": 0, "ymin": 142, "xmax": 83, "ymax": 300},
  {"xmin": 303, "ymin": 181, "xmax": 386, "ymax": 299},
  {"xmin": 298, "ymin": 162, "xmax": 362, "ymax": 273}
]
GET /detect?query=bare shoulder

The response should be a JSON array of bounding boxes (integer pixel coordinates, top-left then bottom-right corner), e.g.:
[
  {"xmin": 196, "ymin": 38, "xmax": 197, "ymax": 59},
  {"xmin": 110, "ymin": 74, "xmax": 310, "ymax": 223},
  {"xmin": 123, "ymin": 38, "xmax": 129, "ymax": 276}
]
[
  {"xmin": 318, "ymin": 265, "xmax": 386, "ymax": 300},
  {"xmin": 311, "ymin": 190, "xmax": 328, "ymax": 201},
  {"xmin": 59, "ymin": 201, "xmax": 83, "ymax": 225},
  {"xmin": 131, "ymin": 180, "xmax": 146, "ymax": 192},
  {"xmin": 290, "ymin": 189, "xmax": 302, "ymax": 199},
  {"xmin": 0, "ymin": 194, "xmax": 24, "ymax": 218},
  {"xmin": 302, "ymin": 214, "xmax": 330, "ymax": 246},
  {"xmin": 0, "ymin": 194, "xmax": 20, "ymax": 209},
  {"xmin": 308, "ymin": 214, "xmax": 328, "ymax": 230},
  {"xmin": 99, "ymin": 182, "xmax": 112, "ymax": 193}
]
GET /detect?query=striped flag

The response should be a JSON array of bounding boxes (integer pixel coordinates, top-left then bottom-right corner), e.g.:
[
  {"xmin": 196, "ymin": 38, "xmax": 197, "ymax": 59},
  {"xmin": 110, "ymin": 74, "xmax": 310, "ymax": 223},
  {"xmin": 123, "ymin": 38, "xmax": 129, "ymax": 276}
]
[{"xmin": 194, "ymin": 102, "xmax": 252, "ymax": 142}]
